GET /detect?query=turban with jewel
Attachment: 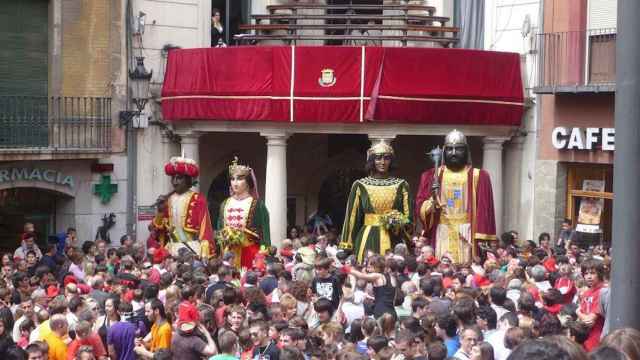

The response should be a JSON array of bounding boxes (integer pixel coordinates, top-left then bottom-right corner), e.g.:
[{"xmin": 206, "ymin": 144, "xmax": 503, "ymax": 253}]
[{"xmin": 164, "ymin": 156, "xmax": 199, "ymax": 178}]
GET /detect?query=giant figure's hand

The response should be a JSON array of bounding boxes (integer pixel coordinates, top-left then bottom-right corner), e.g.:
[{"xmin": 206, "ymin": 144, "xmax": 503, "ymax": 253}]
[
  {"xmin": 430, "ymin": 181, "xmax": 440, "ymax": 197},
  {"xmin": 430, "ymin": 182, "xmax": 441, "ymax": 208}
]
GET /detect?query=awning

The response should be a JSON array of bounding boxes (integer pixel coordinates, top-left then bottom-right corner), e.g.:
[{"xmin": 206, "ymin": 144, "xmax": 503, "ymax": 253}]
[{"xmin": 161, "ymin": 46, "xmax": 524, "ymax": 126}]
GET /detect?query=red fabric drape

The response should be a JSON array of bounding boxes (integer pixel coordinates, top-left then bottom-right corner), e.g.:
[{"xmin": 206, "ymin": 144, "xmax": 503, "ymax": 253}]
[{"xmin": 161, "ymin": 46, "xmax": 524, "ymax": 125}]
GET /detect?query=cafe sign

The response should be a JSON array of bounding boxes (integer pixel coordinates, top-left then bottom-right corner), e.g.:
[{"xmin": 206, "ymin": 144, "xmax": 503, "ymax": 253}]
[
  {"xmin": 552, "ymin": 127, "xmax": 615, "ymax": 151},
  {"xmin": 0, "ymin": 167, "xmax": 75, "ymax": 188}
]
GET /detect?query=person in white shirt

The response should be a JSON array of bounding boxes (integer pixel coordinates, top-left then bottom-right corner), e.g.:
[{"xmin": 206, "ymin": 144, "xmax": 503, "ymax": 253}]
[
  {"xmin": 12, "ymin": 299, "xmax": 34, "ymax": 342},
  {"xmin": 489, "ymin": 286, "xmax": 509, "ymax": 320},
  {"xmin": 336, "ymin": 279, "xmax": 364, "ymax": 334},
  {"xmin": 454, "ymin": 327, "xmax": 482, "ymax": 360},
  {"xmin": 485, "ymin": 311, "xmax": 519, "ymax": 360},
  {"xmin": 13, "ymin": 233, "xmax": 42, "ymax": 261},
  {"xmin": 477, "ymin": 305, "xmax": 498, "ymax": 339},
  {"xmin": 66, "ymin": 296, "xmax": 85, "ymax": 334},
  {"xmin": 506, "ymin": 279, "xmax": 522, "ymax": 307}
]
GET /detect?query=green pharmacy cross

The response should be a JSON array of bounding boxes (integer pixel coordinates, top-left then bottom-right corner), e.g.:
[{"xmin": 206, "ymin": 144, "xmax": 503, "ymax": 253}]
[{"xmin": 94, "ymin": 175, "xmax": 118, "ymax": 204}]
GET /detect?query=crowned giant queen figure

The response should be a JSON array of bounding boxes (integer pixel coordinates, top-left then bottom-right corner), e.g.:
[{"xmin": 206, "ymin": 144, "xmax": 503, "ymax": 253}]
[
  {"xmin": 216, "ymin": 157, "xmax": 270, "ymax": 269},
  {"xmin": 415, "ymin": 130, "xmax": 497, "ymax": 264}
]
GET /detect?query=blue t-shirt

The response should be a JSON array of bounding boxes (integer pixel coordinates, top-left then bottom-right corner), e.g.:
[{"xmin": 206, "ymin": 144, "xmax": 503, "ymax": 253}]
[
  {"xmin": 445, "ymin": 336, "xmax": 461, "ymax": 357},
  {"xmin": 356, "ymin": 340, "xmax": 368, "ymax": 354},
  {"xmin": 108, "ymin": 321, "xmax": 137, "ymax": 360}
]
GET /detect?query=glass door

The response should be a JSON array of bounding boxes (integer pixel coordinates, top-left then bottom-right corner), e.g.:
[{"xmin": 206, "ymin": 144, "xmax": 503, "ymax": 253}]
[{"xmin": 212, "ymin": 0, "xmax": 251, "ymax": 45}]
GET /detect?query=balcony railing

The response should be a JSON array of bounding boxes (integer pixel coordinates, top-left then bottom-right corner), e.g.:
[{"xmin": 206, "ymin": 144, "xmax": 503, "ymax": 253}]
[
  {"xmin": 534, "ymin": 28, "xmax": 616, "ymax": 93},
  {"xmin": 0, "ymin": 96, "xmax": 112, "ymax": 151}
]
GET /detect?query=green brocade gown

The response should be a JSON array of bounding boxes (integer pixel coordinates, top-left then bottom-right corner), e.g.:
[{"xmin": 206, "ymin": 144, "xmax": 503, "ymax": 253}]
[{"xmin": 340, "ymin": 177, "xmax": 412, "ymax": 263}]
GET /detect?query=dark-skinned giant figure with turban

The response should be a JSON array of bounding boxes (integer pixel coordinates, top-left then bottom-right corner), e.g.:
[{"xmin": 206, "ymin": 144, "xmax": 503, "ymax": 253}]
[
  {"xmin": 416, "ymin": 130, "xmax": 497, "ymax": 264},
  {"xmin": 163, "ymin": 156, "xmax": 214, "ymax": 258}
]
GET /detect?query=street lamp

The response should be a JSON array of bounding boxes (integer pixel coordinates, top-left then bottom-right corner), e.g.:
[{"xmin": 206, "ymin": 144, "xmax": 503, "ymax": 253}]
[{"xmin": 120, "ymin": 56, "xmax": 153, "ymax": 127}]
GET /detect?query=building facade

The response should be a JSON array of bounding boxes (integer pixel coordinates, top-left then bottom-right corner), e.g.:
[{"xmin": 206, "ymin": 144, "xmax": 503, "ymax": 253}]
[
  {"xmin": 132, "ymin": 0, "xmax": 533, "ymax": 247},
  {"xmin": 0, "ymin": 0, "xmax": 128, "ymax": 249},
  {"xmin": 533, "ymin": 0, "xmax": 616, "ymax": 244},
  {"xmin": 0, "ymin": 0, "xmax": 537, "ymax": 250},
  {"xmin": 485, "ymin": 0, "xmax": 541, "ymax": 240}
]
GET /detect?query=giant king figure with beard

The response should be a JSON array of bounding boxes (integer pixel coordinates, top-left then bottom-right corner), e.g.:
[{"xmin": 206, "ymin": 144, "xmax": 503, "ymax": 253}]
[{"xmin": 415, "ymin": 130, "xmax": 497, "ymax": 264}]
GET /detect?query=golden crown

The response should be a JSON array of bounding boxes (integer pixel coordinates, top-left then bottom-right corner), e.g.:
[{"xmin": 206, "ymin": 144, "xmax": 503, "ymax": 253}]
[
  {"xmin": 229, "ymin": 156, "xmax": 252, "ymax": 177},
  {"xmin": 367, "ymin": 139, "xmax": 394, "ymax": 159}
]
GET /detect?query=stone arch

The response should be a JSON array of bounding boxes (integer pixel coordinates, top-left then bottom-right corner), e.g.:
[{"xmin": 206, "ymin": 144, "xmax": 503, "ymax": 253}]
[
  {"xmin": 206, "ymin": 169, "xmax": 230, "ymax": 227},
  {"xmin": 0, "ymin": 185, "xmax": 74, "ymax": 250},
  {"xmin": 315, "ymin": 168, "xmax": 366, "ymax": 232},
  {"xmin": 303, "ymin": 147, "xmax": 367, "ymax": 232}
]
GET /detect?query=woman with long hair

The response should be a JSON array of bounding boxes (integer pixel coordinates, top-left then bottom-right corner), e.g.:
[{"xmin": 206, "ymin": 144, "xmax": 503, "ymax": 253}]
[
  {"xmin": 470, "ymin": 341, "xmax": 494, "ymax": 360},
  {"xmin": 0, "ymin": 316, "xmax": 16, "ymax": 357},
  {"xmin": 378, "ymin": 313, "xmax": 395, "ymax": 341},
  {"xmin": 211, "ymin": 8, "xmax": 224, "ymax": 47},
  {"xmin": 347, "ymin": 255, "xmax": 398, "ymax": 320},
  {"xmin": 94, "ymin": 296, "xmax": 120, "ymax": 350}
]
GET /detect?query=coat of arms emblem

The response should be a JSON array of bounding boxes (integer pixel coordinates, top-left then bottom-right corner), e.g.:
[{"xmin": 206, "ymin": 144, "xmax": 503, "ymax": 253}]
[{"xmin": 318, "ymin": 68, "xmax": 337, "ymax": 87}]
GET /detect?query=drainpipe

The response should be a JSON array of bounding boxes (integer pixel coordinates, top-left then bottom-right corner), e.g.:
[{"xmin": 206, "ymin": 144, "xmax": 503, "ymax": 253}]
[{"xmin": 125, "ymin": 0, "xmax": 137, "ymax": 239}]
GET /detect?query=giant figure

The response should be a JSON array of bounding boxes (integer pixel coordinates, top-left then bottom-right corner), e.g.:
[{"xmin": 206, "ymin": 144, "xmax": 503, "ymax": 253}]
[
  {"xmin": 415, "ymin": 130, "xmax": 497, "ymax": 264},
  {"xmin": 164, "ymin": 156, "xmax": 214, "ymax": 258},
  {"xmin": 216, "ymin": 157, "xmax": 270, "ymax": 269},
  {"xmin": 340, "ymin": 140, "xmax": 412, "ymax": 263}
]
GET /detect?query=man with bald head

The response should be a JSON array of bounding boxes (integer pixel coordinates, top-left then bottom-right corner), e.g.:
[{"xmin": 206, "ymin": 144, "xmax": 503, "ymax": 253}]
[{"xmin": 42, "ymin": 314, "xmax": 69, "ymax": 360}]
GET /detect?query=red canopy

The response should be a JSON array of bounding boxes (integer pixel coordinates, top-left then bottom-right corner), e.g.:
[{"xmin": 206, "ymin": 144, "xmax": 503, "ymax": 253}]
[{"xmin": 161, "ymin": 46, "xmax": 524, "ymax": 126}]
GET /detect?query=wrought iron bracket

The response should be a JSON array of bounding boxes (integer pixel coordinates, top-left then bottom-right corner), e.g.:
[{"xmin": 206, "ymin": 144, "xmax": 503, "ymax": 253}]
[{"xmin": 119, "ymin": 110, "xmax": 139, "ymax": 127}]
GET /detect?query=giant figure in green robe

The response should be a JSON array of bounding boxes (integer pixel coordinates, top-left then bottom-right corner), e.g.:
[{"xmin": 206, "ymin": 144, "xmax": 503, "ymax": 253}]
[{"xmin": 339, "ymin": 140, "xmax": 412, "ymax": 263}]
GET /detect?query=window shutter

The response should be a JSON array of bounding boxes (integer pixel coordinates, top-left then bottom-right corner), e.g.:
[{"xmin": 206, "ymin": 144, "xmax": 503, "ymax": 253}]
[
  {"xmin": 0, "ymin": 0, "xmax": 48, "ymax": 96},
  {"xmin": 588, "ymin": 0, "xmax": 617, "ymax": 30}
]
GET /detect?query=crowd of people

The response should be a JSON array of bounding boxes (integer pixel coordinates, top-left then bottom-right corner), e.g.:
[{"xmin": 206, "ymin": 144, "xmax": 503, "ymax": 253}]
[{"xmin": 0, "ymin": 220, "xmax": 637, "ymax": 360}]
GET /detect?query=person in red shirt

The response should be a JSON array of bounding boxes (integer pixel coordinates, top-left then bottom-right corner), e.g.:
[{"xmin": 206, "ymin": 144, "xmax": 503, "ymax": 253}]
[
  {"xmin": 66, "ymin": 320, "xmax": 107, "ymax": 360},
  {"xmin": 577, "ymin": 259, "xmax": 606, "ymax": 352},
  {"xmin": 554, "ymin": 257, "xmax": 577, "ymax": 304},
  {"xmin": 178, "ymin": 285, "xmax": 200, "ymax": 324}
]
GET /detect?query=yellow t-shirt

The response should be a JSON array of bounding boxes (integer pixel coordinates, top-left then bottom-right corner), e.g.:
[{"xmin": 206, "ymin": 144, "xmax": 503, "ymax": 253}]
[
  {"xmin": 42, "ymin": 331, "xmax": 67, "ymax": 360},
  {"xmin": 37, "ymin": 320, "xmax": 52, "ymax": 341},
  {"xmin": 150, "ymin": 321, "xmax": 172, "ymax": 351}
]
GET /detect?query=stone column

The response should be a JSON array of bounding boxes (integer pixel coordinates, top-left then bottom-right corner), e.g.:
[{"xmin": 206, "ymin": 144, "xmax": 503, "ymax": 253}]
[
  {"xmin": 482, "ymin": 137, "xmax": 509, "ymax": 235},
  {"xmin": 503, "ymin": 136, "xmax": 525, "ymax": 233},
  {"xmin": 160, "ymin": 132, "xmax": 175, "ymax": 194},
  {"xmin": 180, "ymin": 132, "xmax": 201, "ymax": 190},
  {"xmin": 262, "ymin": 131, "xmax": 289, "ymax": 248}
]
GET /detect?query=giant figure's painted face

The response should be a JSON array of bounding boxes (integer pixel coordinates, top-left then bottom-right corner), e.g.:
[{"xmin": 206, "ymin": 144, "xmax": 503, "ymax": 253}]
[
  {"xmin": 444, "ymin": 144, "xmax": 468, "ymax": 171},
  {"xmin": 373, "ymin": 153, "xmax": 392, "ymax": 175},
  {"xmin": 230, "ymin": 175, "xmax": 249, "ymax": 196},
  {"xmin": 171, "ymin": 174, "xmax": 191, "ymax": 194}
]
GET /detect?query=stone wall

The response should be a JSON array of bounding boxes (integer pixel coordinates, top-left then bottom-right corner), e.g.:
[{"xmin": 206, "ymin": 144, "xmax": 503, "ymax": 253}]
[
  {"xmin": 61, "ymin": 0, "xmax": 115, "ymax": 97},
  {"xmin": 533, "ymin": 159, "xmax": 567, "ymax": 239}
]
